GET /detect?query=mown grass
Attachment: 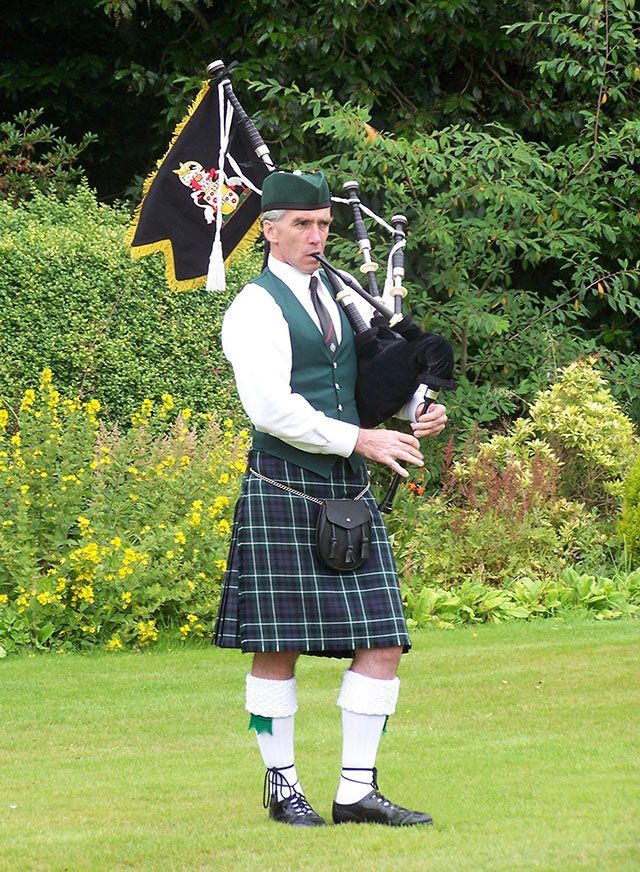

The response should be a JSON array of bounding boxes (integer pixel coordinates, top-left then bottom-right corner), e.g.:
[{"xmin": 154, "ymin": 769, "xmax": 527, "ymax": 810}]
[{"xmin": 1, "ymin": 619, "xmax": 639, "ymax": 872}]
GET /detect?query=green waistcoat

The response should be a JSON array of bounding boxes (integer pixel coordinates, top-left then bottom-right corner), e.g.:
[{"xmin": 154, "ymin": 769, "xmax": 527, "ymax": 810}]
[{"xmin": 250, "ymin": 267, "xmax": 364, "ymax": 477}]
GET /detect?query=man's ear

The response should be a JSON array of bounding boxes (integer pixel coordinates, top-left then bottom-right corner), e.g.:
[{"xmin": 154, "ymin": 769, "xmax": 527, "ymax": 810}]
[{"xmin": 263, "ymin": 221, "xmax": 278, "ymax": 244}]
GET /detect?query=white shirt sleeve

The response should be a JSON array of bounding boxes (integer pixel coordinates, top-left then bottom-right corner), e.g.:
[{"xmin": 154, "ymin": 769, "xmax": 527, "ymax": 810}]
[{"xmin": 222, "ymin": 284, "xmax": 360, "ymax": 457}]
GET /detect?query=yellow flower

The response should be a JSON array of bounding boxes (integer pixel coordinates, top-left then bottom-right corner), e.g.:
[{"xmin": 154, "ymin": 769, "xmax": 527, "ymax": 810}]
[
  {"xmin": 179, "ymin": 623, "xmax": 191, "ymax": 638},
  {"xmin": 187, "ymin": 613, "xmax": 198, "ymax": 623},
  {"xmin": 20, "ymin": 389, "xmax": 36, "ymax": 413},
  {"xmin": 180, "ymin": 408, "xmax": 192, "ymax": 420},
  {"xmin": 217, "ymin": 519, "xmax": 231, "ymax": 536},
  {"xmin": 77, "ymin": 516, "xmax": 92, "ymax": 535},
  {"xmin": 165, "ymin": 550, "xmax": 175, "ymax": 560},
  {"xmin": 40, "ymin": 368, "xmax": 53, "ymax": 389},
  {"xmin": 121, "ymin": 591, "xmax": 132, "ymax": 605},
  {"xmin": 37, "ymin": 591, "xmax": 59, "ymax": 606},
  {"xmin": 136, "ymin": 619, "xmax": 159, "ymax": 646},
  {"xmin": 215, "ymin": 559, "xmax": 227, "ymax": 573},
  {"xmin": 0, "ymin": 408, "xmax": 8, "ymax": 431},
  {"xmin": 20, "ymin": 484, "xmax": 30, "ymax": 494},
  {"xmin": 110, "ymin": 536, "xmax": 122, "ymax": 549},
  {"xmin": 85, "ymin": 398, "xmax": 101, "ymax": 423},
  {"xmin": 161, "ymin": 393, "xmax": 175, "ymax": 411},
  {"xmin": 106, "ymin": 636, "xmax": 123, "ymax": 651},
  {"xmin": 131, "ymin": 398, "xmax": 153, "ymax": 427},
  {"xmin": 174, "ymin": 531, "xmax": 186, "ymax": 545},
  {"xmin": 0, "ymin": 594, "xmax": 8, "ymax": 605},
  {"xmin": 188, "ymin": 511, "xmax": 201, "ymax": 527},
  {"xmin": 11, "ymin": 433, "xmax": 21, "ymax": 447},
  {"xmin": 224, "ymin": 418, "xmax": 233, "ymax": 428},
  {"xmin": 70, "ymin": 542, "xmax": 100, "ymax": 566},
  {"xmin": 76, "ymin": 584, "xmax": 94, "ymax": 603},
  {"xmin": 218, "ymin": 473, "xmax": 229, "ymax": 485}
]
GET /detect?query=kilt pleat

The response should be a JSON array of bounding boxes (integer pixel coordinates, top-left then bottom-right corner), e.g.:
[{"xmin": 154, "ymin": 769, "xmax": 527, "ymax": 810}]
[{"xmin": 213, "ymin": 450, "xmax": 410, "ymax": 658}]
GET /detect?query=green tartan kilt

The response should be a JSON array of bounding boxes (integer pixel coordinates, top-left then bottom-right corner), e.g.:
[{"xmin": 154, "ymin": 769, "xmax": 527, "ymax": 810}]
[{"xmin": 213, "ymin": 450, "xmax": 411, "ymax": 658}]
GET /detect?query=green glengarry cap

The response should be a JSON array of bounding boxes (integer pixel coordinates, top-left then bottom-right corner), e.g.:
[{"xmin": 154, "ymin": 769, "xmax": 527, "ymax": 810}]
[{"xmin": 261, "ymin": 171, "xmax": 331, "ymax": 211}]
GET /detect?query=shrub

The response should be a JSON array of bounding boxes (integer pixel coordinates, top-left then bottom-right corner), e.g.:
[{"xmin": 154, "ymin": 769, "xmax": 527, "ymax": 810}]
[
  {"xmin": 391, "ymin": 359, "xmax": 637, "ymax": 594},
  {"xmin": 0, "ymin": 372, "xmax": 249, "ymax": 654},
  {"xmin": 0, "ymin": 109, "xmax": 96, "ymax": 203},
  {"xmin": 398, "ymin": 454, "xmax": 608, "ymax": 593},
  {"xmin": 0, "ymin": 185, "xmax": 262, "ymax": 425},
  {"xmin": 620, "ymin": 453, "xmax": 640, "ymax": 568},
  {"xmin": 457, "ymin": 358, "xmax": 638, "ymax": 511},
  {"xmin": 528, "ymin": 358, "xmax": 638, "ymax": 507}
]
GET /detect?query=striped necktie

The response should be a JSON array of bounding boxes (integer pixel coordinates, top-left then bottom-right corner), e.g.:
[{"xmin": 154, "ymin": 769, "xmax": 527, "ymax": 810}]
[{"xmin": 309, "ymin": 275, "xmax": 337, "ymax": 355}]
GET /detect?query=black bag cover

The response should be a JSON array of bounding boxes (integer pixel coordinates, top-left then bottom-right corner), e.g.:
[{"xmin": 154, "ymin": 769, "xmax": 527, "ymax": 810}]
[{"xmin": 315, "ymin": 499, "xmax": 372, "ymax": 572}]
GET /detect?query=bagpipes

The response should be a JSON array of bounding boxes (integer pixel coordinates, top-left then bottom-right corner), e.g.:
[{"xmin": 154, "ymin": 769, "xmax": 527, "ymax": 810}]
[{"xmin": 128, "ymin": 59, "xmax": 455, "ymax": 512}]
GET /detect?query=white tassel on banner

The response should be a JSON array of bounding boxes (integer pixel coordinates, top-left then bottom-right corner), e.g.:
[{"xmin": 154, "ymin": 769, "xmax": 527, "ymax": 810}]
[
  {"xmin": 206, "ymin": 237, "xmax": 226, "ymax": 292},
  {"xmin": 206, "ymin": 82, "xmax": 234, "ymax": 292}
]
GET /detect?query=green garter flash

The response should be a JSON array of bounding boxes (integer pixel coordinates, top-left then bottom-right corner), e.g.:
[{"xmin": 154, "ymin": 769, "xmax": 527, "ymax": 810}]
[{"xmin": 248, "ymin": 713, "xmax": 273, "ymax": 734}]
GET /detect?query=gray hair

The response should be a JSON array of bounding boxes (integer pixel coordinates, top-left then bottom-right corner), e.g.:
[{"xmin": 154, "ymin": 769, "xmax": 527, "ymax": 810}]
[{"xmin": 262, "ymin": 208, "xmax": 286, "ymax": 225}]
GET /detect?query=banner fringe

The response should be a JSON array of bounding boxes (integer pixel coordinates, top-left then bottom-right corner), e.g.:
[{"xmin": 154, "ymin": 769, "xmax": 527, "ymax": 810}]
[
  {"xmin": 124, "ymin": 81, "xmax": 211, "ymax": 266},
  {"xmin": 129, "ymin": 216, "xmax": 262, "ymax": 293}
]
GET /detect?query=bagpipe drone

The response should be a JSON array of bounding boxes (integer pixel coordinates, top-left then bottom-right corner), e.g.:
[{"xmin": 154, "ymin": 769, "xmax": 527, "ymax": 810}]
[{"xmin": 127, "ymin": 59, "xmax": 456, "ymax": 512}]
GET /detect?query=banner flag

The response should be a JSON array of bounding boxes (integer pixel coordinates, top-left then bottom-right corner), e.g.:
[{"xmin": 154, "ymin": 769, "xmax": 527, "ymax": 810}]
[{"xmin": 126, "ymin": 80, "xmax": 270, "ymax": 291}]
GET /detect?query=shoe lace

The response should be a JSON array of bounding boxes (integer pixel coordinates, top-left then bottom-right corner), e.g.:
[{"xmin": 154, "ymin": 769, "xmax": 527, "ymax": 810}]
[
  {"xmin": 340, "ymin": 766, "xmax": 392, "ymax": 807},
  {"xmin": 341, "ymin": 765, "xmax": 379, "ymax": 791},
  {"xmin": 262, "ymin": 764, "xmax": 316, "ymax": 815}
]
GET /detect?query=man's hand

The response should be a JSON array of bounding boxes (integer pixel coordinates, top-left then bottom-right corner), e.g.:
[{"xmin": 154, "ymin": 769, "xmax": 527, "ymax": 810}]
[
  {"xmin": 410, "ymin": 402, "xmax": 447, "ymax": 440},
  {"xmin": 355, "ymin": 428, "xmax": 424, "ymax": 478}
]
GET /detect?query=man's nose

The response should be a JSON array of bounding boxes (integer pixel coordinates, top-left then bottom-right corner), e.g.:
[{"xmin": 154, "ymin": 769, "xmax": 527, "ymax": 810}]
[{"xmin": 307, "ymin": 223, "xmax": 322, "ymax": 244}]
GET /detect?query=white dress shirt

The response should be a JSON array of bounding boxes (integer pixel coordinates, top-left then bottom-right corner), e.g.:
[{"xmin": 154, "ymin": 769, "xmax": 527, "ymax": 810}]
[{"xmin": 222, "ymin": 255, "xmax": 426, "ymax": 458}]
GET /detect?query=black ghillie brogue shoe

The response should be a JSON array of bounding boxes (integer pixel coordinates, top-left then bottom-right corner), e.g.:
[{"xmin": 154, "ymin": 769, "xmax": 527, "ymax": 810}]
[
  {"xmin": 332, "ymin": 767, "xmax": 433, "ymax": 827},
  {"xmin": 264, "ymin": 765, "xmax": 326, "ymax": 827},
  {"xmin": 269, "ymin": 793, "xmax": 326, "ymax": 827}
]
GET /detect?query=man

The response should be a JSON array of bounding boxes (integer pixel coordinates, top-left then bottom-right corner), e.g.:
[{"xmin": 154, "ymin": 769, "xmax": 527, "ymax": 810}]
[{"xmin": 214, "ymin": 170, "xmax": 448, "ymax": 827}]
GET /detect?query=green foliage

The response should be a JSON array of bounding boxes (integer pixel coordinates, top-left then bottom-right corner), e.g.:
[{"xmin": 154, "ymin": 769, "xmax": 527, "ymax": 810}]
[
  {"xmin": 263, "ymin": 83, "xmax": 640, "ymax": 423},
  {"xmin": 0, "ymin": 185, "xmax": 260, "ymax": 424},
  {"xmin": 397, "ymin": 457, "xmax": 609, "ymax": 593},
  {"xmin": 528, "ymin": 357, "xmax": 638, "ymax": 503},
  {"xmin": 505, "ymin": 0, "xmax": 640, "ymax": 139},
  {"xmin": 461, "ymin": 357, "xmax": 638, "ymax": 508},
  {"xmin": 0, "ymin": 109, "xmax": 96, "ymax": 203},
  {"xmin": 391, "ymin": 359, "xmax": 638, "ymax": 617},
  {"xmin": 619, "ymin": 452, "xmax": 640, "ymax": 565},
  {"xmin": 4, "ymin": 1, "xmax": 639, "ymax": 201},
  {"xmin": 404, "ymin": 568, "xmax": 640, "ymax": 628},
  {"xmin": 0, "ymin": 373, "xmax": 249, "ymax": 654}
]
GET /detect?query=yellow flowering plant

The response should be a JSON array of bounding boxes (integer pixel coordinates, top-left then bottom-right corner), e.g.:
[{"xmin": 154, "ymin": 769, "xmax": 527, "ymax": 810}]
[{"xmin": 0, "ymin": 374, "xmax": 249, "ymax": 653}]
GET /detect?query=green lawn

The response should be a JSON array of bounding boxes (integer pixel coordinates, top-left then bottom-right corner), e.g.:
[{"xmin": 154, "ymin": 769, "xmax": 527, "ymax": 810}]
[{"xmin": 1, "ymin": 619, "xmax": 639, "ymax": 872}]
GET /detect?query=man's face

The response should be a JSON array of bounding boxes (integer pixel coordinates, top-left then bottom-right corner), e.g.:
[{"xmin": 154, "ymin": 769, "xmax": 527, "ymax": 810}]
[{"xmin": 263, "ymin": 208, "xmax": 332, "ymax": 274}]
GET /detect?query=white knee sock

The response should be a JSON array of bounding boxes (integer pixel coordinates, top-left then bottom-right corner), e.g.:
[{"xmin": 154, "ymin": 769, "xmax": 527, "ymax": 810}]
[
  {"xmin": 336, "ymin": 669, "xmax": 400, "ymax": 805},
  {"xmin": 246, "ymin": 674, "xmax": 301, "ymax": 801}
]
